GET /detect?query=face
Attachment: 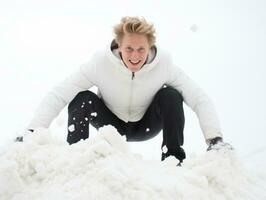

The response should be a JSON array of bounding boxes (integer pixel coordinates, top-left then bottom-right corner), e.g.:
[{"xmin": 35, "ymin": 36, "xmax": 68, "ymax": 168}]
[{"xmin": 118, "ymin": 33, "xmax": 150, "ymax": 72}]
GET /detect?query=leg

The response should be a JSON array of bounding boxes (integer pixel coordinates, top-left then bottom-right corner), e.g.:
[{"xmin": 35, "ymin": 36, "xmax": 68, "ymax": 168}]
[
  {"xmin": 127, "ymin": 86, "xmax": 186, "ymax": 161},
  {"xmin": 67, "ymin": 90, "xmax": 126, "ymax": 144},
  {"xmin": 158, "ymin": 87, "xmax": 185, "ymax": 148},
  {"xmin": 157, "ymin": 87, "xmax": 186, "ymax": 162}
]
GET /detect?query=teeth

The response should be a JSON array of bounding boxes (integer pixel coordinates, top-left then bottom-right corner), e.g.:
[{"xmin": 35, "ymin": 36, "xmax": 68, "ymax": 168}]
[{"xmin": 130, "ymin": 60, "xmax": 141, "ymax": 64}]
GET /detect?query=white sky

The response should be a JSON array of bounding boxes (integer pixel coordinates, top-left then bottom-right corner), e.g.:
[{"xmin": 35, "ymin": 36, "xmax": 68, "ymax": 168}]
[{"xmin": 1, "ymin": 0, "xmax": 266, "ymax": 158}]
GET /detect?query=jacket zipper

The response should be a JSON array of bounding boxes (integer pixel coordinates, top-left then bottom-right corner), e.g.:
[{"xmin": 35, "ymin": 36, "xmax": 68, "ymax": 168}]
[
  {"xmin": 128, "ymin": 72, "xmax": 135, "ymax": 120},
  {"xmin": 131, "ymin": 72, "xmax": 135, "ymax": 80}
]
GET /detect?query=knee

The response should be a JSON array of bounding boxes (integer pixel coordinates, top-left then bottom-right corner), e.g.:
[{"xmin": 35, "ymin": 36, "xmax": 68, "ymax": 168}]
[
  {"xmin": 156, "ymin": 87, "xmax": 183, "ymax": 105},
  {"xmin": 68, "ymin": 90, "xmax": 97, "ymax": 111}
]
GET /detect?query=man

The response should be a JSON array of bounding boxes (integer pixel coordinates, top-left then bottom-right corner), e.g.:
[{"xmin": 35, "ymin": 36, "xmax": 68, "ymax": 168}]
[{"xmin": 22, "ymin": 17, "xmax": 229, "ymax": 163}]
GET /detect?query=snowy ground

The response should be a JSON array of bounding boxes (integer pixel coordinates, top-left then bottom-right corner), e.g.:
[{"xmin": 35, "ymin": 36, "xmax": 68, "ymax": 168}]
[{"xmin": 1, "ymin": 126, "xmax": 266, "ymax": 200}]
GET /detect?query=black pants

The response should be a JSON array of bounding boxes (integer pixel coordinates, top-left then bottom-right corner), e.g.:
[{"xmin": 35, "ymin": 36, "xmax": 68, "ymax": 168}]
[{"xmin": 67, "ymin": 87, "xmax": 185, "ymax": 158}]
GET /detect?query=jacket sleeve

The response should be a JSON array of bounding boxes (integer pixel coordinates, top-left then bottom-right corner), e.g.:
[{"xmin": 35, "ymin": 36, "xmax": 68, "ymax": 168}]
[
  {"xmin": 165, "ymin": 55, "xmax": 222, "ymax": 142},
  {"xmin": 27, "ymin": 61, "xmax": 97, "ymax": 129}
]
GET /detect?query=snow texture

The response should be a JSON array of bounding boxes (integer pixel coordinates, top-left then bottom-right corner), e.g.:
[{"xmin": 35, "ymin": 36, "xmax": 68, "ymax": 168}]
[
  {"xmin": 0, "ymin": 126, "xmax": 266, "ymax": 200},
  {"xmin": 91, "ymin": 112, "xmax": 97, "ymax": 117},
  {"xmin": 68, "ymin": 124, "xmax": 75, "ymax": 132}
]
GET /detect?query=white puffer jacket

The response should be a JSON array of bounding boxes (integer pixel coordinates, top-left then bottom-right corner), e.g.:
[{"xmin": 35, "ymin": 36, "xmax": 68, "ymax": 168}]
[{"xmin": 28, "ymin": 41, "xmax": 222, "ymax": 141}]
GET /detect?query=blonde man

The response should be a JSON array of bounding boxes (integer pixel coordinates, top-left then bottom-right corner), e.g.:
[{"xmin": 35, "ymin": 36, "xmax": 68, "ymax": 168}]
[{"xmin": 23, "ymin": 17, "xmax": 229, "ymax": 163}]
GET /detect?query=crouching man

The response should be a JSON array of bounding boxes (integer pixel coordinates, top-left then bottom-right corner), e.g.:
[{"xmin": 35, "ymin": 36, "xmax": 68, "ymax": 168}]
[{"xmin": 20, "ymin": 16, "xmax": 231, "ymax": 164}]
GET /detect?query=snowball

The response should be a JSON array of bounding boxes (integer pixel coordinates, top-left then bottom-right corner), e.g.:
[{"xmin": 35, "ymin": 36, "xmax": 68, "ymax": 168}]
[
  {"xmin": 162, "ymin": 145, "xmax": 168, "ymax": 153},
  {"xmin": 68, "ymin": 124, "xmax": 75, "ymax": 132},
  {"xmin": 190, "ymin": 24, "xmax": 199, "ymax": 32},
  {"xmin": 91, "ymin": 112, "xmax": 97, "ymax": 117}
]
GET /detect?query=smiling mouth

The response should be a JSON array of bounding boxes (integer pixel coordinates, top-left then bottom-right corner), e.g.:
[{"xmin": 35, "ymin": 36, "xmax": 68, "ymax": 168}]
[{"xmin": 129, "ymin": 60, "xmax": 141, "ymax": 65}]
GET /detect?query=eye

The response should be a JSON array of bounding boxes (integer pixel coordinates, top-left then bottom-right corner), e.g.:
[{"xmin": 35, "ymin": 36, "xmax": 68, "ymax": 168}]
[
  {"xmin": 125, "ymin": 47, "xmax": 133, "ymax": 52},
  {"xmin": 138, "ymin": 48, "xmax": 145, "ymax": 53}
]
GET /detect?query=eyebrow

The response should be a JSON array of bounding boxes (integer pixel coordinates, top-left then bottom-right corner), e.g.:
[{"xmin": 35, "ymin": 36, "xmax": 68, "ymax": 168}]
[{"xmin": 125, "ymin": 46, "xmax": 145, "ymax": 50}]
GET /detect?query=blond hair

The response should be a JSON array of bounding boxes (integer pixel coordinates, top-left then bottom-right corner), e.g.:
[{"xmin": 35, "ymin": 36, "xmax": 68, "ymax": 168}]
[{"xmin": 113, "ymin": 16, "xmax": 156, "ymax": 47}]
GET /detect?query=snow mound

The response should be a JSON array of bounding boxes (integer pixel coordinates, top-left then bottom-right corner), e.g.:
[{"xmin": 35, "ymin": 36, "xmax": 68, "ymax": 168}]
[{"xmin": 0, "ymin": 126, "xmax": 266, "ymax": 200}]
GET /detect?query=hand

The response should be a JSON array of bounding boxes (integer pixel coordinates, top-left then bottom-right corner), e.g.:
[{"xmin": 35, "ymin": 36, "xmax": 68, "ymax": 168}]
[
  {"xmin": 14, "ymin": 129, "xmax": 34, "ymax": 142},
  {"xmin": 207, "ymin": 137, "xmax": 233, "ymax": 151}
]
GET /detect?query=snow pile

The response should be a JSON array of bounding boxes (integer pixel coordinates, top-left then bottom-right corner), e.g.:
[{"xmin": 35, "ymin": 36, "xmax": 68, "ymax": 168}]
[{"xmin": 0, "ymin": 126, "xmax": 266, "ymax": 200}]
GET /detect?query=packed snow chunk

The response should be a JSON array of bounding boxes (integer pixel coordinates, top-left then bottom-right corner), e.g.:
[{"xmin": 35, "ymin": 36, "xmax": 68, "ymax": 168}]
[
  {"xmin": 162, "ymin": 145, "xmax": 168, "ymax": 153},
  {"xmin": 99, "ymin": 125, "xmax": 129, "ymax": 153},
  {"xmin": 0, "ymin": 158, "xmax": 24, "ymax": 198},
  {"xmin": 91, "ymin": 112, "xmax": 97, "ymax": 117},
  {"xmin": 183, "ymin": 149, "xmax": 266, "ymax": 200},
  {"xmin": 68, "ymin": 124, "xmax": 75, "ymax": 132},
  {"xmin": 1, "ymin": 127, "xmax": 266, "ymax": 200}
]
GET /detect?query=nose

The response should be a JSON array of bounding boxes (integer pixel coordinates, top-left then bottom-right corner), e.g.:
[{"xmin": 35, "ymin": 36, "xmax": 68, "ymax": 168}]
[{"xmin": 131, "ymin": 50, "xmax": 140, "ymax": 58}]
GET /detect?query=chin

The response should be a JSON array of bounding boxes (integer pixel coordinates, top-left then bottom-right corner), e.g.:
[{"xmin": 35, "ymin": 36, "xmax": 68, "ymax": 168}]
[
  {"xmin": 129, "ymin": 67, "xmax": 141, "ymax": 72},
  {"xmin": 128, "ymin": 64, "xmax": 144, "ymax": 72}
]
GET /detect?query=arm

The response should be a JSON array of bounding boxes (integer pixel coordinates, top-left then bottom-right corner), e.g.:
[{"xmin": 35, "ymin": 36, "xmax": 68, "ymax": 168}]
[
  {"xmin": 165, "ymin": 55, "xmax": 222, "ymax": 143},
  {"xmin": 27, "ymin": 61, "xmax": 97, "ymax": 129}
]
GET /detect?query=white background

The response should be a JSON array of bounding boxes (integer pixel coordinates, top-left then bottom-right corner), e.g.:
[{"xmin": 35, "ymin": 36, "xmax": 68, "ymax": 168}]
[{"xmin": 1, "ymin": 0, "xmax": 266, "ymax": 162}]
